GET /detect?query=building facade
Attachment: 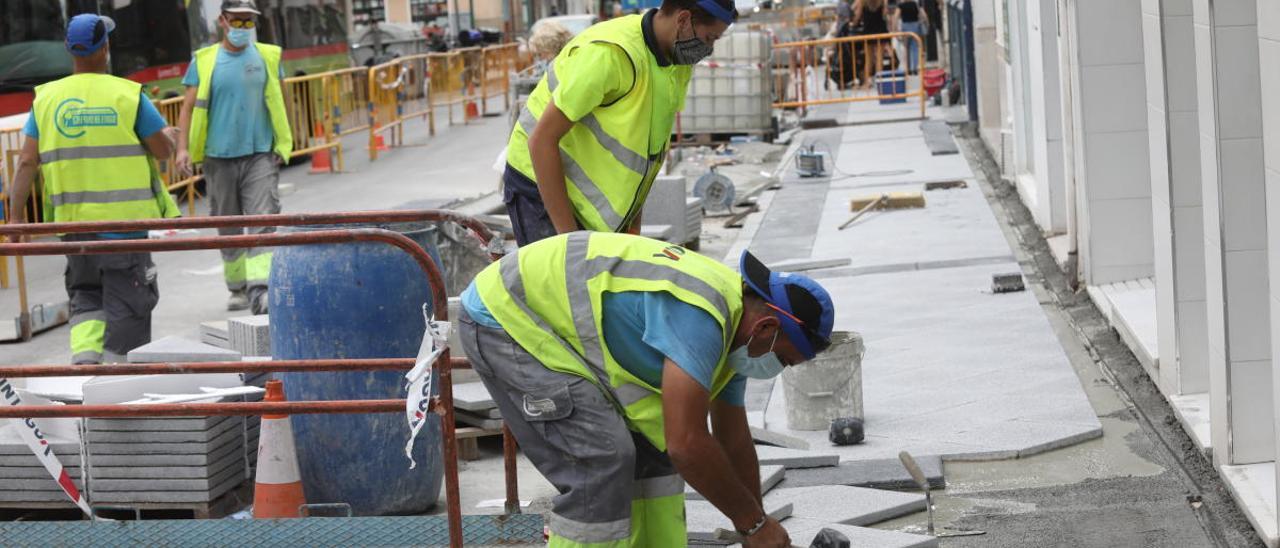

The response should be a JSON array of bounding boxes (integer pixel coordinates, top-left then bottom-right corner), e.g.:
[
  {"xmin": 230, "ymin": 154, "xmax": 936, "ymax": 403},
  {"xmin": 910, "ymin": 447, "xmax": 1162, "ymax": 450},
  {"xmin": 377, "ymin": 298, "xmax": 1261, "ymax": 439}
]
[{"xmin": 976, "ymin": 0, "xmax": 1280, "ymax": 543}]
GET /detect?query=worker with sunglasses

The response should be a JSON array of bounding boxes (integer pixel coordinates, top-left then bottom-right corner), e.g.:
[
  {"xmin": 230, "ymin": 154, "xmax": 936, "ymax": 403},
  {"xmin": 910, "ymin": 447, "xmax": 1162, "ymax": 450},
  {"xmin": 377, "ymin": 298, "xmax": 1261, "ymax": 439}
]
[
  {"xmin": 175, "ymin": 0, "xmax": 292, "ymax": 315},
  {"xmin": 458, "ymin": 231, "xmax": 836, "ymax": 547}
]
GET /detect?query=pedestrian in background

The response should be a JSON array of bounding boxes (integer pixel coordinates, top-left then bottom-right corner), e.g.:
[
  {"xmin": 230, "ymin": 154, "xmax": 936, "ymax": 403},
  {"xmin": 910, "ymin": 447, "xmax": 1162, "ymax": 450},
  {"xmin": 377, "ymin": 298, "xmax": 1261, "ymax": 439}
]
[
  {"xmin": 851, "ymin": 0, "xmax": 891, "ymax": 87},
  {"xmin": 7, "ymin": 14, "xmax": 181, "ymax": 364},
  {"xmin": 894, "ymin": 0, "xmax": 928, "ymax": 74},
  {"xmin": 175, "ymin": 0, "xmax": 293, "ymax": 315}
]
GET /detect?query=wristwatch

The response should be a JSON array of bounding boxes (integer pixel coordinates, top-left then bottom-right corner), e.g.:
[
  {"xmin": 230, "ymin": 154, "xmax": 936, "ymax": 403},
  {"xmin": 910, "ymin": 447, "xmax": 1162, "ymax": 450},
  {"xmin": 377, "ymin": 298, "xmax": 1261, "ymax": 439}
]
[{"xmin": 739, "ymin": 513, "xmax": 769, "ymax": 537}]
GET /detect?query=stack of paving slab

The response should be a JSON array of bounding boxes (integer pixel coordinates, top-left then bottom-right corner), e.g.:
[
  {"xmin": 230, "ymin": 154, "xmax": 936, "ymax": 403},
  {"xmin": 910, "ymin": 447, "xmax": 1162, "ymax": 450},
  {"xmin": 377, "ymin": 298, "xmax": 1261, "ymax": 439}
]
[
  {"xmin": 452, "ymin": 381, "xmax": 503, "ymax": 429},
  {"xmin": 0, "ymin": 423, "xmax": 84, "ymax": 508},
  {"xmin": 77, "ymin": 336, "xmax": 261, "ymax": 509}
]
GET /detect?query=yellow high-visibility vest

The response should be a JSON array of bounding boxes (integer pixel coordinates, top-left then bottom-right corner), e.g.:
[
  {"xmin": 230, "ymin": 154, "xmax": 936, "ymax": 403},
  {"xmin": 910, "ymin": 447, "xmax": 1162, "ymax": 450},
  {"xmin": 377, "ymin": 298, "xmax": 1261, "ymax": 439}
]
[
  {"xmin": 187, "ymin": 43, "xmax": 293, "ymax": 163},
  {"xmin": 33, "ymin": 73, "xmax": 179, "ymax": 222}
]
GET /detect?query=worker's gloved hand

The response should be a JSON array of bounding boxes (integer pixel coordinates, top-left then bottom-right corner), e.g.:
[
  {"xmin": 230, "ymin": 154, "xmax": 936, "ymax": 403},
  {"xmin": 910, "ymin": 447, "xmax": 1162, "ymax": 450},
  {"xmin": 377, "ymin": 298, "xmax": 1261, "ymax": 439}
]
[
  {"xmin": 175, "ymin": 150, "xmax": 193, "ymax": 178},
  {"xmin": 743, "ymin": 516, "xmax": 790, "ymax": 548}
]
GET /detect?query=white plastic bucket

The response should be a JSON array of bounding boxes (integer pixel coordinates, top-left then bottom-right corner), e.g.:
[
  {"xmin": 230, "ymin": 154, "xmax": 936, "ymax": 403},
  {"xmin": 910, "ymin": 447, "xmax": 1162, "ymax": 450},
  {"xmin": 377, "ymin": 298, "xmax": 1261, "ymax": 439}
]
[{"xmin": 781, "ymin": 331, "xmax": 864, "ymax": 431}]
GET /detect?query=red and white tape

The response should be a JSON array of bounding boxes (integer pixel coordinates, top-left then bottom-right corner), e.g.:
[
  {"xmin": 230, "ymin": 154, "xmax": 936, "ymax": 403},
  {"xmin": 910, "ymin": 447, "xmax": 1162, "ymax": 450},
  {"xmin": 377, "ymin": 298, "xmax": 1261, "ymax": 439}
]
[
  {"xmin": 404, "ymin": 305, "xmax": 449, "ymax": 469},
  {"xmin": 0, "ymin": 378, "xmax": 95, "ymax": 517}
]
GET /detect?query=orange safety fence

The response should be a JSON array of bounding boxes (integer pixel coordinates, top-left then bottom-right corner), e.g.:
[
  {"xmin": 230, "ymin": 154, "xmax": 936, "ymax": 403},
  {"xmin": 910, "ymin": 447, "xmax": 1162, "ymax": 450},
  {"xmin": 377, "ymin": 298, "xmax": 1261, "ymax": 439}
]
[
  {"xmin": 428, "ymin": 51, "xmax": 468, "ymax": 127},
  {"xmin": 457, "ymin": 47, "xmax": 485, "ymax": 122},
  {"xmin": 770, "ymin": 31, "xmax": 927, "ymax": 118},
  {"xmin": 480, "ymin": 43, "xmax": 517, "ymax": 116},
  {"xmin": 331, "ymin": 66, "xmax": 372, "ymax": 136},
  {"xmin": 154, "ymin": 96, "xmax": 204, "ymax": 217},
  {"xmin": 396, "ymin": 54, "xmax": 435, "ymax": 136},
  {"xmin": 282, "ymin": 71, "xmax": 344, "ymax": 172},
  {"xmin": 367, "ymin": 56, "xmax": 410, "ymax": 161}
]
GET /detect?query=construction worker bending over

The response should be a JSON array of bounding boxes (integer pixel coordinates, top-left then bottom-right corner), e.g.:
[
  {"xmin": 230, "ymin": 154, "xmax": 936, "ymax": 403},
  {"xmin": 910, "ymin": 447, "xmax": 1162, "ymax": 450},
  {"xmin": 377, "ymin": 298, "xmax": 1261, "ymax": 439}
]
[
  {"xmin": 504, "ymin": 0, "xmax": 737, "ymax": 245},
  {"xmin": 176, "ymin": 0, "xmax": 293, "ymax": 314},
  {"xmin": 459, "ymin": 232, "xmax": 836, "ymax": 547},
  {"xmin": 7, "ymin": 14, "xmax": 181, "ymax": 364}
]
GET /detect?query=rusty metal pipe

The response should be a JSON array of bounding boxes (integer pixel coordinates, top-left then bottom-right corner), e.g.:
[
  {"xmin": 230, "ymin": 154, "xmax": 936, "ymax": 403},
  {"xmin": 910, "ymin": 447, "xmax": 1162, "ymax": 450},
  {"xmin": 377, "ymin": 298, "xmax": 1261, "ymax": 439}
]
[
  {"xmin": 0, "ymin": 357, "xmax": 471, "ymax": 378},
  {"xmin": 503, "ymin": 424, "xmax": 521, "ymax": 515},
  {"xmin": 0, "ymin": 209, "xmax": 500, "ymax": 260},
  {"xmin": 0, "ymin": 399, "xmax": 407, "ymax": 418}
]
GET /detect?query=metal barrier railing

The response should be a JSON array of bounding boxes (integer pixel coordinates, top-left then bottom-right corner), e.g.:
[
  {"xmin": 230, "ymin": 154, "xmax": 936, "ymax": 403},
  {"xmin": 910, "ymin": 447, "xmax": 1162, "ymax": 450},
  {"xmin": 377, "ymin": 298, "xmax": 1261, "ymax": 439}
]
[
  {"xmin": 154, "ymin": 96, "xmax": 203, "ymax": 217},
  {"xmin": 771, "ymin": 31, "xmax": 927, "ymax": 118},
  {"xmin": 367, "ymin": 57, "xmax": 410, "ymax": 161},
  {"xmin": 481, "ymin": 43, "xmax": 517, "ymax": 116},
  {"xmin": 282, "ymin": 71, "xmax": 343, "ymax": 172},
  {"xmin": 331, "ymin": 66, "xmax": 373, "ymax": 137},
  {"xmin": 429, "ymin": 51, "xmax": 467, "ymax": 128},
  {"xmin": 1, "ymin": 126, "xmax": 31, "ymax": 290},
  {"xmin": 0, "ymin": 209, "xmax": 513, "ymax": 547}
]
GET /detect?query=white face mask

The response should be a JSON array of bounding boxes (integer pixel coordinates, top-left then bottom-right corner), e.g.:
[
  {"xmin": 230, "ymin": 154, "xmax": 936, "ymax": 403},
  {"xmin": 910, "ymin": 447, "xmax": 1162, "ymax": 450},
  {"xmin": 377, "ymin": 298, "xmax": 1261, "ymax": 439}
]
[
  {"xmin": 727, "ymin": 330, "xmax": 784, "ymax": 379},
  {"xmin": 227, "ymin": 27, "xmax": 255, "ymax": 47}
]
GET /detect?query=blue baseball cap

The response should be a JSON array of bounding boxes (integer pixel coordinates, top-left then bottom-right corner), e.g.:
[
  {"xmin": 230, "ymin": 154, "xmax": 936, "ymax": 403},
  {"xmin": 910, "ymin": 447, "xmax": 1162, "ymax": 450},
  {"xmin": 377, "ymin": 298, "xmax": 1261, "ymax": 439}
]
[
  {"xmin": 740, "ymin": 250, "xmax": 835, "ymax": 360},
  {"xmin": 66, "ymin": 14, "xmax": 115, "ymax": 57}
]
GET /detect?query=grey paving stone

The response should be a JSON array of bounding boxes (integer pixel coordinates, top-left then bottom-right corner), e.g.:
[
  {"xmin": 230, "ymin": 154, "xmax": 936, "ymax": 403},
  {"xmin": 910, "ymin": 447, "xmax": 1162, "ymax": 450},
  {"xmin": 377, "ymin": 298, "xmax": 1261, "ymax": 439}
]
[
  {"xmin": 785, "ymin": 520, "xmax": 938, "ymax": 548},
  {"xmin": 754, "ymin": 445, "xmax": 839, "ymax": 469},
  {"xmin": 228, "ymin": 315, "xmax": 271, "ymax": 357},
  {"xmin": 89, "ymin": 458, "xmax": 244, "ymax": 492},
  {"xmin": 453, "ymin": 381, "xmax": 496, "ymax": 411},
  {"xmin": 777, "ymin": 456, "xmax": 945, "ymax": 491},
  {"xmin": 87, "ymin": 423, "xmax": 241, "ymax": 455},
  {"xmin": 456, "ymin": 411, "xmax": 504, "ymax": 430},
  {"xmin": 764, "ymin": 485, "xmax": 926, "ymax": 527},
  {"xmin": 687, "ymin": 464, "xmax": 786, "ymax": 501},
  {"xmin": 751, "ymin": 426, "xmax": 811, "ymax": 450},
  {"xmin": 685, "ymin": 499, "xmax": 792, "ymax": 544},
  {"xmin": 127, "ymin": 335, "xmax": 242, "ymax": 363},
  {"xmin": 90, "ymin": 470, "xmax": 246, "ymax": 503},
  {"xmin": 199, "ymin": 320, "xmax": 231, "ymax": 349},
  {"xmin": 0, "ymin": 466, "xmax": 83, "ymax": 479}
]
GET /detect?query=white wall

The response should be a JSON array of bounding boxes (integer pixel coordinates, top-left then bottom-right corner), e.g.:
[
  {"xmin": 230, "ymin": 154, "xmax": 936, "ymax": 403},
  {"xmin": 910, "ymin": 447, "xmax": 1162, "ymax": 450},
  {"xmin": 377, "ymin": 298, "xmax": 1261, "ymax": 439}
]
[
  {"xmin": 1194, "ymin": 0, "xmax": 1273, "ymax": 466},
  {"xmin": 1258, "ymin": 0, "xmax": 1280, "ymax": 520},
  {"xmin": 1065, "ymin": 0, "xmax": 1154, "ymax": 285},
  {"xmin": 1143, "ymin": 0, "xmax": 1207, "ymax": 396}
]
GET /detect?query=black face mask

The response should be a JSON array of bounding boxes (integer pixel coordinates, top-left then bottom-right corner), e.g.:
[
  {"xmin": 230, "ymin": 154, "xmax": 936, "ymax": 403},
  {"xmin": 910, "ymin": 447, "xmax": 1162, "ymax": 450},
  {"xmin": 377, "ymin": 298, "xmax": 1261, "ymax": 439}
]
[{"xmin": 671, "ymin": 19, "xmax": 713, "ymax": 65}]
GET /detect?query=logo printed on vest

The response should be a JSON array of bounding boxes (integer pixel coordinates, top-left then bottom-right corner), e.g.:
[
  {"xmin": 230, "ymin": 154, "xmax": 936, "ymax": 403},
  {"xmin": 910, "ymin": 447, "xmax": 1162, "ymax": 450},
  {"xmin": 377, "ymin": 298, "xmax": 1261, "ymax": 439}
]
[
  {"xmin": 653, "ymin": 245, "xmax": 686, "ymax": 261},
  {"xmin": 54, "ymin": 98, "xmax": 119, "ymax": 138}
]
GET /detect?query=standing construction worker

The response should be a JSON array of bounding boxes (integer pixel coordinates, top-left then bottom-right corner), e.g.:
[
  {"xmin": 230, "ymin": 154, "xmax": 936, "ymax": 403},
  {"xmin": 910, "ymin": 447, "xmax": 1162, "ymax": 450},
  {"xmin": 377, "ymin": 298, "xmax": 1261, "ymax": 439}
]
[
  {"xmin": 175, "ymin": 0, "xmax": 293, "ymax": 314},
  {"xmin": 459, "ymin": 232, "xmax": 835, "ymax": 547},
  {"xmin": 504, "ymin": 0, "xmax": 738, "ymax": 246},
  {"xmin": 6, "ymin": 14, "xmax": 181, "ymax": 364}
]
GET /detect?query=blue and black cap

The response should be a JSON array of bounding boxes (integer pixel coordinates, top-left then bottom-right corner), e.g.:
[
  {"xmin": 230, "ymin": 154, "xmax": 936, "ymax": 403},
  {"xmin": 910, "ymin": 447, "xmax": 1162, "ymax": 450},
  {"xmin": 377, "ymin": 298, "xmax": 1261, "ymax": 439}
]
[
  {"xmin": 739, "ymin": 250, "xmax": 835, "ymax": 360},
  {"xmin": 65, "ymin": 14, "xmax": 115, "ymax": 57}
]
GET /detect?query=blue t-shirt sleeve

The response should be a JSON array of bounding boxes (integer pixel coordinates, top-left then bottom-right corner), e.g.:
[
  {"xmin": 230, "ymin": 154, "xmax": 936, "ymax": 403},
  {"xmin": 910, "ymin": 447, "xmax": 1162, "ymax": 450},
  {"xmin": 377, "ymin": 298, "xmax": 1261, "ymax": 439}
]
[
  {"xmin": 718, "ymin": 374, "xmax": 746, "ymax": 407},
  {"xmin": 134, "ymin": 93, "xmax": 167, "ymax": 139},
  {"xmin": 639, "ymin": 292, "xmax": 736, "ymax": 401},
  {"xmin": 22, "ymin": 114, "xmax": 37, "ymax": 138},
  {"xmin": 182, "ymin": 57, "xmax": 199, "ymax": 87}
]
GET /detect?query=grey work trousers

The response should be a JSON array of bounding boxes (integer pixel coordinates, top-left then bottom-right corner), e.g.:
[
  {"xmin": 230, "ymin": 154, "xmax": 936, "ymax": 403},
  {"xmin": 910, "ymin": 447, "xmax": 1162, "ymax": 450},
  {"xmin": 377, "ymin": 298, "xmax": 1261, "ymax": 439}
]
[
  {"xmin": 64, "ymin": 235, "xmax": 158, "ymax": 364},
  {"xmin": 457, "ymin": 310, "xmax": 686, "ymax": 545},
  {"xmin": 203, "ymin": 153, "xmax": 280, "ymax": 295}
]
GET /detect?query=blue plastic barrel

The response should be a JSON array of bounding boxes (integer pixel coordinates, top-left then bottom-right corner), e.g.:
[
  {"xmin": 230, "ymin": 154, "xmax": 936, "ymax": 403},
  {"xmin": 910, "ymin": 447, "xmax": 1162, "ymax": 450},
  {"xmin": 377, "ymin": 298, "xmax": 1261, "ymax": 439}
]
[{"xmin": 269, "ymin": 223, "xmax": 444, "ymax": 516}]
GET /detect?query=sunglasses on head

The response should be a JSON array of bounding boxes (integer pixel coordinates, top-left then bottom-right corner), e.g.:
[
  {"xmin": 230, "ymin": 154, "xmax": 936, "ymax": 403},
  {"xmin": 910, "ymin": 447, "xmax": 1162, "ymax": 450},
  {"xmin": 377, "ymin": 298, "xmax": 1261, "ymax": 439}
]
[
  {"xmin": 225, "ymin": 17, "xmax": 256, "ymax": 28},
  {"xmin": 764, "ymin": 302, "xmax": 832, "ymax": 354}
]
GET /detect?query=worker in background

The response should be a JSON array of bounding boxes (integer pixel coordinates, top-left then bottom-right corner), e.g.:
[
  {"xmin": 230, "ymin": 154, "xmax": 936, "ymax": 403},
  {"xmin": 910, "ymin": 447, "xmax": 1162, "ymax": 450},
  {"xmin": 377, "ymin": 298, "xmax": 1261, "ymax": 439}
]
[
  {"xmin": 6, "ymin": 14, "xmax": 181, "ymax": 364},
  {"xmin": 503, "ymin": 0, "xmax": 738, "ymax": 246},
  {"xmin": 175, "ymin": 0, "xmax": 293, "ymax": 315},
  {"xmin": 459, "ymin": 232, "xmax": 836, "ymax": 547}
]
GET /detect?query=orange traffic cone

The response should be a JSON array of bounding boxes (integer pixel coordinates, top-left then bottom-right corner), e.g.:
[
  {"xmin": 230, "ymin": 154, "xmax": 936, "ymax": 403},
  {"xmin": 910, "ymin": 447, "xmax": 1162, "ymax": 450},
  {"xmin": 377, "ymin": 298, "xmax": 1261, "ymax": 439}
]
[
  {"xmin": 309, "ymin": 148, "xmax": 331, "ymax": 174},
  {"xmin": 374, "ymin": 133, "xmax": 390, "ymax": 151},
  {"xmin": 465, "ymin": 81, "xmax": 480, "ymax": 121},
  {"xmin": 309, "ymin": 122, "xmax": 332, "ymax": 174},
  {"xmin": 252, "ymin": 380, "xmax": 306, "ymax": 519}
]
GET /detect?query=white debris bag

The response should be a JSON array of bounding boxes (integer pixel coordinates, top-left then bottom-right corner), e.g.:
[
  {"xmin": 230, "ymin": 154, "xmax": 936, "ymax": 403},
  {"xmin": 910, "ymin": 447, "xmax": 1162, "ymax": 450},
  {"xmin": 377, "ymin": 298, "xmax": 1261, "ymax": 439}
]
[{"xmin": 404, "ymin": 304, "xmax": 450, "ymax": 469}]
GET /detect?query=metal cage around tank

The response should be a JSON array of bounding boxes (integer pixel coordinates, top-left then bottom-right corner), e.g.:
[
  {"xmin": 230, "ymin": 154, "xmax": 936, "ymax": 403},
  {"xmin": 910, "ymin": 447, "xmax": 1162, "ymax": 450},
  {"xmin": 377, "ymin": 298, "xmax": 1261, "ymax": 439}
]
[{"xmin": 0, "ymin": 210, "xmax": 531, "ymax": 548}]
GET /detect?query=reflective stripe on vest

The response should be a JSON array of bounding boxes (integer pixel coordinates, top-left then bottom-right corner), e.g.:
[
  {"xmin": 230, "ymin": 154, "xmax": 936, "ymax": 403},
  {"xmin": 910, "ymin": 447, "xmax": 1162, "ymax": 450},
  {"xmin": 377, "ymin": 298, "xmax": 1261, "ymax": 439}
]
[
  {"xmin": 187, "ymin": 43, "xmax": 294, "ymax": 164},
  {"xmin": 476, "ymin": 232, "xmax": 743, "ymax": 450},
  {"xmin": 504, "ymin": 15, "xmax": 690, "ymax": 233},
  {"xmin": 33, "ymin": 74, "xmax": 169, "ymax": 223}
]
